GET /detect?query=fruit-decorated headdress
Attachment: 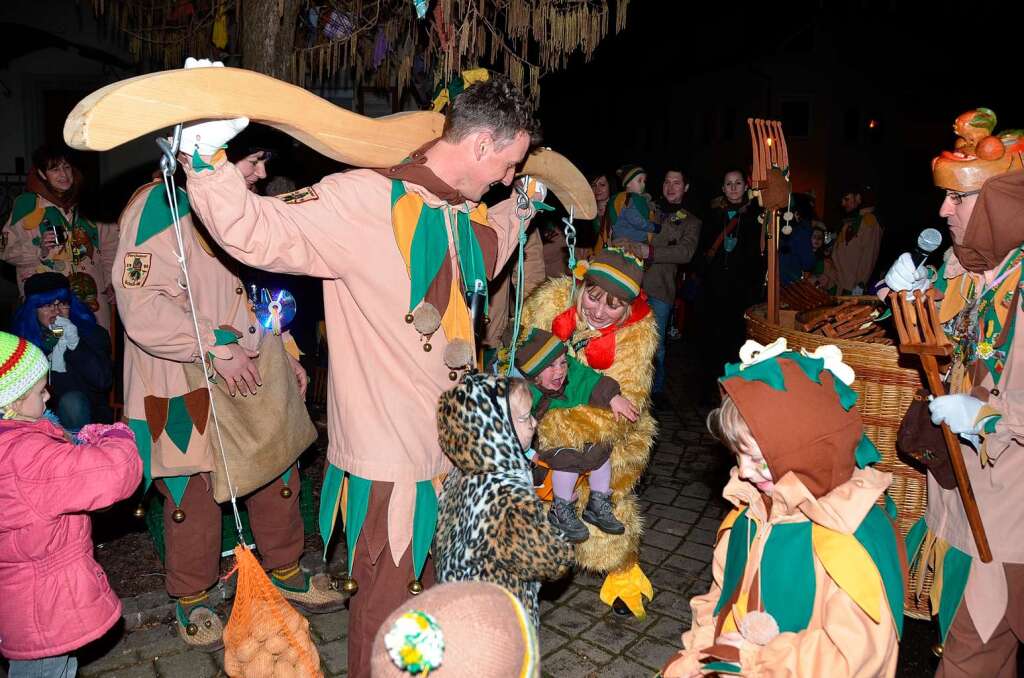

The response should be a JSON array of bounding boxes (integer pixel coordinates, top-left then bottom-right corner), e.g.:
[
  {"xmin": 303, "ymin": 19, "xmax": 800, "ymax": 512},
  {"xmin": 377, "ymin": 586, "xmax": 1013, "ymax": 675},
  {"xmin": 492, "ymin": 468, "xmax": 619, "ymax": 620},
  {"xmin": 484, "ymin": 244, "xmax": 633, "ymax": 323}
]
[{"xmin": 934, "ymin": 109, "xmax": 1024, "ymax": 273}]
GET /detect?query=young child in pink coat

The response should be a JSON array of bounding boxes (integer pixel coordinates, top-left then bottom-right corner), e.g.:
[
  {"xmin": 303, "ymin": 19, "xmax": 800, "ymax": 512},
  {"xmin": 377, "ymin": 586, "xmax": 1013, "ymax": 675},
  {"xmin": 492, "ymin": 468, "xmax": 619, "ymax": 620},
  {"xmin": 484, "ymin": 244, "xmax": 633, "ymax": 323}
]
[{"xmin": 0, "ymin": 331, "xmax": 142, "ymax": 677}]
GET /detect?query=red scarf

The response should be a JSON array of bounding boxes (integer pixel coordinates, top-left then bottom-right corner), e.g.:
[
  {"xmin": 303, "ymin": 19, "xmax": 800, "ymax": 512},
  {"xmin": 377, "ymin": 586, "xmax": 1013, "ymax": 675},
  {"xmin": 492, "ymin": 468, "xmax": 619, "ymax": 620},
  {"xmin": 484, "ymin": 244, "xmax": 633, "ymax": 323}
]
[{"xmin": 551, "ymin": 292, "xmax": 651, "ymax": 369}]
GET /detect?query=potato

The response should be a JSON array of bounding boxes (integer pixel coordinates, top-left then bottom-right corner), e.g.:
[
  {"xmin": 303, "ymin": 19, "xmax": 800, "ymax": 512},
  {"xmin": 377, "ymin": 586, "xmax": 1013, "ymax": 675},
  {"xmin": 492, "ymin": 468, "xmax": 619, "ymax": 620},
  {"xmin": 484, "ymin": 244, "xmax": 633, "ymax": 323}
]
[
  {"xmin": 264, "ymin": 634, "xmax": 289, "ymax": 656},
  {"xmin": 244, "ymin": 649, "xmax": 276, "ymax": 678},
  {"xmin": 233, "ymin": 636, "xmax": 261, "ymax": 664},
  {"xmin": 977, "ymin": 135, "xmax": 1005, "ymax": 161},
  {"xmin": 272, "ymin": 659, "xmax": 297, "ymax": 678}
]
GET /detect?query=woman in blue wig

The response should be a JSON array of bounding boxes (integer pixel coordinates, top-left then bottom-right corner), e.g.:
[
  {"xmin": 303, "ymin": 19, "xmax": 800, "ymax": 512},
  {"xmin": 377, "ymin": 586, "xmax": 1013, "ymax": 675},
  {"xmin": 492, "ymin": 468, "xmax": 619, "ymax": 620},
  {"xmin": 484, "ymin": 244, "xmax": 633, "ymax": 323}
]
[{"xmin": 11, "ymin": 272, "xmax": 112, "ymax": 430}]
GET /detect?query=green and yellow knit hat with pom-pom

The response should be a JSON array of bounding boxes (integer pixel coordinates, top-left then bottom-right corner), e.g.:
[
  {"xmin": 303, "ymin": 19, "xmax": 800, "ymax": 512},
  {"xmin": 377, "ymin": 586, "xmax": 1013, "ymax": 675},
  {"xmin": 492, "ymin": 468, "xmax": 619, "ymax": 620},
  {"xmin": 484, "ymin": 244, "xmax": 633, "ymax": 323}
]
[
  {"xmin": 577, "ymin": 247, "xmax": 645, "ymax": 302},
  {"xmin": 0, "ymin": 332, "xmax": 49, "ymax": 408}
]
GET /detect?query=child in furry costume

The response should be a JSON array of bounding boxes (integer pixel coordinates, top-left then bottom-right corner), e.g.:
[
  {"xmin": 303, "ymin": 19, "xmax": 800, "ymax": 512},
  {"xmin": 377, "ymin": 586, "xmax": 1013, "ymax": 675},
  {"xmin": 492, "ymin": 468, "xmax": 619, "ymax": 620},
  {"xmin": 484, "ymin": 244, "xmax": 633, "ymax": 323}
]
[
  {"xmin": 517, "ymin": 247, "xmax": 659, "ymax": 616},
  {"xmin": 434, "ymin": 373, "xmax": 574, "ymax": 628}
]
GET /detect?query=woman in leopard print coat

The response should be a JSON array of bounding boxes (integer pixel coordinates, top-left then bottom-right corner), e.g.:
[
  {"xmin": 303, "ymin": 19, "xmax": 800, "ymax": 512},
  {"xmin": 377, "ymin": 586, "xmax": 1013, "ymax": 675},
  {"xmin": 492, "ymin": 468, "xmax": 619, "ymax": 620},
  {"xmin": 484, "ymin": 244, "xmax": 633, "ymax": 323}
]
[{"xmin": 434, "ymin": 373, "xmax": 573, "ymax": 627}]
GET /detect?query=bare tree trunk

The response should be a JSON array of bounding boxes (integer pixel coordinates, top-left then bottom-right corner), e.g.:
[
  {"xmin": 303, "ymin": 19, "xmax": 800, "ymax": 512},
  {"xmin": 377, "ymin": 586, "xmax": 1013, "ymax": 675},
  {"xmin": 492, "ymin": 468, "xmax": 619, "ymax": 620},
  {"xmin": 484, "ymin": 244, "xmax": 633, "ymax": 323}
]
[{"xmin": 241, "ymin": 0, "xmax": 302, "ymax": 79}]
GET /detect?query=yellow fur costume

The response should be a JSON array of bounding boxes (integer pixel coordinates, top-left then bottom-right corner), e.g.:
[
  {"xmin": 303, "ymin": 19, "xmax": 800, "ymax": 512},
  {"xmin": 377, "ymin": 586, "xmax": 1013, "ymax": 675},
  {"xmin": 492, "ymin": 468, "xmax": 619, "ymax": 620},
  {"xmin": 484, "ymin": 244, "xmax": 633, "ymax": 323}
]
[{"xmin": 520, "ymin": 276, "xmax": 658, "ymax": 614}]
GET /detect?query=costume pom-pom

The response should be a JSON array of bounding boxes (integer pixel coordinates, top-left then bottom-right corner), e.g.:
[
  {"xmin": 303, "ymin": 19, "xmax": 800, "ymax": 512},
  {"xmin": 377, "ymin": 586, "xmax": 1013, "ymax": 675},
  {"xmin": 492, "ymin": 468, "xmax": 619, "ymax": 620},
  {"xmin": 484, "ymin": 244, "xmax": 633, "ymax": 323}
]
[
  {"xmin": 384, "ymin": 611, "xmax": 444, "ymax": 674},
  {"xmin": 412, "ymin": 303, "xmax": 442, "ymax": 336},
  {"xmin": 739, "ymin": 610, "xmax": 780, "ymax": 646},
  {"xmin": 443, "ymin": 338, "xmax": 474, "ymax": 369}
]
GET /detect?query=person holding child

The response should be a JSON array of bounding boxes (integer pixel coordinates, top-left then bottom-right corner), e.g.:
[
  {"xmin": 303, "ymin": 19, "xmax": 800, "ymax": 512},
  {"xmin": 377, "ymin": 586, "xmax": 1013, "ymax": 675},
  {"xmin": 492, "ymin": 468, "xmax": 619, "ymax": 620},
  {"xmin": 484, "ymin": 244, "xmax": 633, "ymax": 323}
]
[
  {"xmin": 512, "ymin": 327, "xmax": 638, "ymax": 542},
  {"xmin": 661, "ymin": 339, "xmax": 904, "ymax": 677},
  {"xmin": 0, "ymin": 331, "xmax": 142, "ymax": 678},
  {"xmin": 606, "ymin": 165, "xmax": 662, "ymax": 247},
  {"xmin": 517, "ymin": 246, "xmax": 658, "ymax": 616}
]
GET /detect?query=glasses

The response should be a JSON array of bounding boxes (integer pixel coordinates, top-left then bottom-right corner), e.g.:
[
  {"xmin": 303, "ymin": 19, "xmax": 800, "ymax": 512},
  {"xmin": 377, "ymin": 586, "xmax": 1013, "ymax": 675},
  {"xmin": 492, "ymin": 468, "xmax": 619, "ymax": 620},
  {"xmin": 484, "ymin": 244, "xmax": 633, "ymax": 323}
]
[
  {"xmin": 41, "ymin": 300, "xmax": 70, "ymax": 312},
  {"xmin": 945, "ymin": 189, "xmax": 981, "ymax": 206}
]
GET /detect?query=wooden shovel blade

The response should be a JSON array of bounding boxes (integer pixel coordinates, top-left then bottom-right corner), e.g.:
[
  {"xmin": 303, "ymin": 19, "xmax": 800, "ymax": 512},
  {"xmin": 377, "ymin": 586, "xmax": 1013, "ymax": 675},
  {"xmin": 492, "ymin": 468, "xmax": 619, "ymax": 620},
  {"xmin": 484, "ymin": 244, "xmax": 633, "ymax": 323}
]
[{"xmin": 63, "ymin": 66, "xmax": 597, "ymax": 219}]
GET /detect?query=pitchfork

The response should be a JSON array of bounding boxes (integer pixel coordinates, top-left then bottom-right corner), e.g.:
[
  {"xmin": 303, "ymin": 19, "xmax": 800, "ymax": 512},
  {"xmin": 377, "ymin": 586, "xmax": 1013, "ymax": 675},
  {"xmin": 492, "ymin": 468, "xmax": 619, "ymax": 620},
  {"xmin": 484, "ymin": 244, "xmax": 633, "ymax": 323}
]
[
  {"xmin": 889, "ymin": 288, "xmax": 992, "ymax": 562},
  {"xmin": 748, "ymin": 118, "xmax": 791, "ymax": 324}
]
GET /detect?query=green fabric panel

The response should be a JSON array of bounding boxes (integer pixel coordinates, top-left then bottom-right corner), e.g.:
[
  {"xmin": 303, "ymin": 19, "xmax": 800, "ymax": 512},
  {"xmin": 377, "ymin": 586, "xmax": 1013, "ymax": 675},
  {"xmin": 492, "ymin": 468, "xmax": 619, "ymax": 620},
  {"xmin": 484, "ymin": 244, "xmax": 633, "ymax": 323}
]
[
  {"xmin": 938, "ymin": 545, "xmax": 972, "ymax": 643},
  {"xmin": 532, "ymin": 200, "xmax": 555, "ymax": 212},
  {"xmin": 345, "ymin": 473, "xmax": 373, "ymax": 575},
  {"xmin": 164, "ymin": 395, "xmax": 194, "ymax": 455},
  {"xmin": 762, "ymin": 522, "xmax": 815, "ymax": 633},
  {"xmin": 390, "ymin": 176, "xmax": 404, "ymax": 207},
  {"xmin": 282, "ymin": 467, "xmax": 293, "ymax": 485},
  {"xmin": 162, "ymin": 475, "xmax": 191, "ymax": 507},
  {"xmin": 904, "ymin": 517, "xmax": 928, "ymax": 568},
  {"xmin": 9, "ymin": 192, "xmax": 38, "ymax": 226},
  {"xmin": 406, "ymin": 193, "xmax": 448, "ymax": 312},
  {"xmin": 883, "ymin": 492, "xmax": 898, "ymax": 520},
  {"xmin": 983, "ymin": 415, "xmax": 1002, "ymax": 434},
  {"xmin": 834, "ymin": 378, "xmax": 858, "ymax": 411},
  {"xmin": 722, "ymin": 358, "xmax": 785, "ymax": 391},
  {"xmin": 854, "ymin": 505, "xmax": 906, "ymax": 637},
  {"xmin": 318, "ymin": 463, "xmax": 345, "ymax": 559},
  {"xmin": 136, "ymin": 185, "xmax": 191, "ymax": 246},
  {"xmin": 412, "ymin": 479, "xmax": 439, "ymax": 579},
  {"xmin": 855, "ymin": 434, "xmax": 882, "ymax": 468},
  {"xmin": 700, "ymin": 662, "xmax": 742, "ymax": 675},
  {"xmin": 213, "ymin": 328, "xmax": 240, "ymax": 346},
  {"xmin": 456, "ymin": 210, "xmax": 488, "ymax": 314},
  {"xmin": 128, "ymin": 418, "xmax": 153, "ymax": 493},
  {"xmin": 191, "ymin": 148, "xmax": 215, "ymax": 172},
  {"xmin": 714, "ymin": 509, "xmax": 755, "ymax": 616}
]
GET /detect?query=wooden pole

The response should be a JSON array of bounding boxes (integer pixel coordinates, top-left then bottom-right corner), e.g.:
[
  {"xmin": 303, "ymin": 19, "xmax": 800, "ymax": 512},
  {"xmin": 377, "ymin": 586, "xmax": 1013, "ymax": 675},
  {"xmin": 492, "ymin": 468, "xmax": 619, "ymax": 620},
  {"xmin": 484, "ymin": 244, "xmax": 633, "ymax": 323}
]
[{"xmin": 767, "ymin": 209, "xmax": 779, "ymax": 324}]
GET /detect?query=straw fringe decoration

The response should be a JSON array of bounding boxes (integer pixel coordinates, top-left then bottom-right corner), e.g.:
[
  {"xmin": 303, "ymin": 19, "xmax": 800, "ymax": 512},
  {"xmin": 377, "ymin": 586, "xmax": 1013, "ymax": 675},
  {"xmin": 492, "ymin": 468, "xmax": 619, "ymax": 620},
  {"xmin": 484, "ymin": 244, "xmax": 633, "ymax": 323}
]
[{"xmin": 91, "ymin": 0, "xmax": 628, "ymax": 106}]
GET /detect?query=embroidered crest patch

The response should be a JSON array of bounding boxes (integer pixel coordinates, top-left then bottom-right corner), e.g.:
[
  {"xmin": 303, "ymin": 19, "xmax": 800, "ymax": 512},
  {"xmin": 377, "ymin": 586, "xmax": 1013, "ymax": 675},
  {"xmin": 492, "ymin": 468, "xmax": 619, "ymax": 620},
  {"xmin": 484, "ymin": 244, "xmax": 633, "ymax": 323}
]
[
  {"xmin": 123, "ymin": 252, "xmax": 152, "ymax": 288},
  {"xmin": 276, "ymin": 186, "xmax": 319, "ymax": 205}
]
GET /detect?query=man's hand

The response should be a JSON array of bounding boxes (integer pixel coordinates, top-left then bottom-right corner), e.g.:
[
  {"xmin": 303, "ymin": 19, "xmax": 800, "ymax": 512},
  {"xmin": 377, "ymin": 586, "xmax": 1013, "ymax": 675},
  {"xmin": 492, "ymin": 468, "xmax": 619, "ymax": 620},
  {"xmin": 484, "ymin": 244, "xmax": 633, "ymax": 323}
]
[
  {"xmin": 212, "ymin": 343, "xmax": 262, "ymax": 396},
  {"xmin": 884, "ymin": 252, "xmax": 930, "ymax": 294},
  {"xmin": 178, "ymin": 58, "xmax": 249, "ymax": 157},
  {"xmin": 929, "ymin": 394, "xmax": 986, "ymax": 435},
  {"xmin": 610, "ymin": 394, "xmax": 639, "ymax": 422},
  {"xmin": 287, "ymin": 353, "xmax": 308, "ymax": 399}
]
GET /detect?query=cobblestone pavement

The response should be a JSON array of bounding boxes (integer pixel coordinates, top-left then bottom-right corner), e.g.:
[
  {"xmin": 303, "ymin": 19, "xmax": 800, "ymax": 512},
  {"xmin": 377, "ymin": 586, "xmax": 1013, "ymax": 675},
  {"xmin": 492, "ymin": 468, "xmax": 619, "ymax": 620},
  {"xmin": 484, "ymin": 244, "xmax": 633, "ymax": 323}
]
[{"xmin": 1, "ymin": 341, "xmax": 943, "ymax": 677}]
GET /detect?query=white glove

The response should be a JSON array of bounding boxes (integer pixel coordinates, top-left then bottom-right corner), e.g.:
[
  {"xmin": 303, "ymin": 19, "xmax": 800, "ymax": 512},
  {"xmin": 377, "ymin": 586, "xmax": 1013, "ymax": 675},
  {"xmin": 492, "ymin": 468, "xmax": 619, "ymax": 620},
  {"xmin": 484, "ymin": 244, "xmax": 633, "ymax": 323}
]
[
  {"xmin": 929, "ymin": 394, "xmax": 985, "ymax": 436},
  {"xmin": 52, "ymin": 315, "xmax": 79, "ymax": 350},
  {"xmin": 884, "ymin": 253, "xmax": 930, "ymax": 293},
  {"xmin": 179, "ymin": 58, "xmax": 249, "ymax": 156}
]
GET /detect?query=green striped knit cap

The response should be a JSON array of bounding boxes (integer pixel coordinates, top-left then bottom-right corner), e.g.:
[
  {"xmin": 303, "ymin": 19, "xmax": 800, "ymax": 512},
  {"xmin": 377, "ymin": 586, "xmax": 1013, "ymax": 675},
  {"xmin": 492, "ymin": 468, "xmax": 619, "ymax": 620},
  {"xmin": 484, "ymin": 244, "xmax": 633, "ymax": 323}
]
[
  {"xmin": 0, "ymin": 332, "xmax": 48, "ymax": 408},
  {"xmin": 618, "ymin": 164, "xmax": 645, "ymax": 189},
  {"xmin": 515, "ymin": 327, "xmax": 567, "ymax": 378},
  {"xmin": 583, "ymin": 247, "xmax": 644, "ymax": 301}
]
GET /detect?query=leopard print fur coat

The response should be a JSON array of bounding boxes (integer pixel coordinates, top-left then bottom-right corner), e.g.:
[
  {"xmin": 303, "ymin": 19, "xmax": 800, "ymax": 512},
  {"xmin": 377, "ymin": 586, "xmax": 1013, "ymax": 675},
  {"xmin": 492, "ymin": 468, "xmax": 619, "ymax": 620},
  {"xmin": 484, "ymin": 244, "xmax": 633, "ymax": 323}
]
[{"xmin": 434, "ymin": 373, "xmax": 573, "ymax": 628}]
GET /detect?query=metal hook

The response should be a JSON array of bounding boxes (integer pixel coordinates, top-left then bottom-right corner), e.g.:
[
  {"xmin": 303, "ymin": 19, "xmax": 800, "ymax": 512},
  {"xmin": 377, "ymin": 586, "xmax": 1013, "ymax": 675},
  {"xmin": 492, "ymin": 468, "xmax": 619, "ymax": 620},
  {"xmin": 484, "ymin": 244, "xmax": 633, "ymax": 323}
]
[{"xmin": 156, "ymin": 123, "xmax": 184, "ymax": 177}]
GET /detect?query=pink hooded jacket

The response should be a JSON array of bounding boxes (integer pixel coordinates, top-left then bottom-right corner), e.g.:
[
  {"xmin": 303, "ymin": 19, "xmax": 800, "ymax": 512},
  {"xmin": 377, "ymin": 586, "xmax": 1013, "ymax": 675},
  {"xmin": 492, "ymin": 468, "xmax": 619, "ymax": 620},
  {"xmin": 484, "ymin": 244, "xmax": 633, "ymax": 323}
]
[{"xmin": 0, "ymin": 418, "xmax": 141, "ymax": 660}]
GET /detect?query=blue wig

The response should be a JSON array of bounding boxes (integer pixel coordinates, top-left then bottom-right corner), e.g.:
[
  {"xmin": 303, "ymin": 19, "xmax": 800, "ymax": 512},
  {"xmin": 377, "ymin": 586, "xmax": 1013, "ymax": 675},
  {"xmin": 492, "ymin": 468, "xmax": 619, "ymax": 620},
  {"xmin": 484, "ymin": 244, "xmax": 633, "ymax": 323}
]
[{"xmin": 11, "ymin": 287, "xmax": 98, "ymax": 351}]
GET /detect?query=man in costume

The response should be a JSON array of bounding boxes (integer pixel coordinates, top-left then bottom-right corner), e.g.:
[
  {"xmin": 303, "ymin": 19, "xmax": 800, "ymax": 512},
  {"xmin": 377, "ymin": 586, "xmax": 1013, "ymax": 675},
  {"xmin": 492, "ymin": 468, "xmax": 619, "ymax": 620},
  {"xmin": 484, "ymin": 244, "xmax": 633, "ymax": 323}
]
[
  {"xmin": 2, "ymin": 146, "xmax": 118, "ymax": 329},
  {"xmin": 175, "ymin": 64, "xmax": 544, "ymax": 675},
  {"xmin": 114, "ymin": 146, "xmax": 341, "ymax": 652},
  {"xmin": 884, "ymin": 108, "xmax": 1024, "ymax": 676},
  {"xmin": 518, "ymin": 247, "xmax": 659, "ymax": 617},
  {"xmin": 826, "ymin": 183, "xmax": 882, "ymax": 295}
]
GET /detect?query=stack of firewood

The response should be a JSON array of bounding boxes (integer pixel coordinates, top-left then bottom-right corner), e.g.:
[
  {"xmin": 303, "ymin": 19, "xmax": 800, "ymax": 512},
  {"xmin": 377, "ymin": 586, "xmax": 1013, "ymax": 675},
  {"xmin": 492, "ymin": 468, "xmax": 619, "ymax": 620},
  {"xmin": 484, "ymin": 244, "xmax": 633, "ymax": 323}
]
[
  {"xmin": 796, "ymin": 301, "xmax": 893, "ymax": 345},
  {"xmin": 781, "ymin": 280, "xmax": 832, "ymax": 312}
]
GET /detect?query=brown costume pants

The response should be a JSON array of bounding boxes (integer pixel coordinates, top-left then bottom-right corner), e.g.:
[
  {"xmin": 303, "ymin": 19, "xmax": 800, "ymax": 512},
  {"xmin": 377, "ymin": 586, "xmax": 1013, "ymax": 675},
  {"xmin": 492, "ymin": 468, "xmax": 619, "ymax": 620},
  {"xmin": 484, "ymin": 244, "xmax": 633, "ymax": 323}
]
[
  {"xmin": 347, "ymin": 481, "xmax": 436, "ymax": 678},
  {"xmin": 937, "ymin": 563, "xmax": 1024, "ymax": 678},
  {"xmin": 155, "ymin": 466, "xmax": 303, "ymax": 597}
]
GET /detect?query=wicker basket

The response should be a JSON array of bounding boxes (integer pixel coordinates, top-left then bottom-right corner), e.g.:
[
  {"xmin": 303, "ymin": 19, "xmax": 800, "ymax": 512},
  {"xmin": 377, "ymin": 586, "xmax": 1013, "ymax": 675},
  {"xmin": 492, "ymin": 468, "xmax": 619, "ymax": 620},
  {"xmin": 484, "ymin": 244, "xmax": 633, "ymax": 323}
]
[{"xmin": 746, "ymin": 302, "xmax": 933, "ymax": 621}]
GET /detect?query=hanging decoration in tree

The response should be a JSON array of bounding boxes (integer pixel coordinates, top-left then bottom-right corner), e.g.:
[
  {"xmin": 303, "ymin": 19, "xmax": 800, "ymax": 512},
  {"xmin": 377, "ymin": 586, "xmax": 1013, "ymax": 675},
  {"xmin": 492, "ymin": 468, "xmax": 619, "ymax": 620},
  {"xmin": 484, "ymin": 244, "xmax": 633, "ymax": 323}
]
[{"xmin": 90, "ymin": 0, "xmax": 631, "ymax": 106}]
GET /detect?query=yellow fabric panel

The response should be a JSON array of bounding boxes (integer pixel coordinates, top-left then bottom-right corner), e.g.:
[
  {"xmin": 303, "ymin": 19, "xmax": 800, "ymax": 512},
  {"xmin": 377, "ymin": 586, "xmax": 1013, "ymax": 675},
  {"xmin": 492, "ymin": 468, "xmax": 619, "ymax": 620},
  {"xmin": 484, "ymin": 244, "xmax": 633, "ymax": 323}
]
[
  {"xmin": 939, "ymin": 275, "xmax": 970, "ymax": 323},
  {"xmin": 21, "ymin": 208, "xmax": 44, "ymax": 231},
  {"xmin": 929, "ymin": 539, "xmax": 951, "ymax": 614},
  {"xmin": 440, "ymin": 275, "xmax": 473, "ymax": 344},
  {"xmin": 812, "ymin": 524, "xmax": 882, "ymax": 623},
  {"xmin": 717, "ymin": 508, "xmax": 742, "ymax": 543},
  {"xmin": 391, "ymin": 192, "xmax": 422, "ymax": 275}
]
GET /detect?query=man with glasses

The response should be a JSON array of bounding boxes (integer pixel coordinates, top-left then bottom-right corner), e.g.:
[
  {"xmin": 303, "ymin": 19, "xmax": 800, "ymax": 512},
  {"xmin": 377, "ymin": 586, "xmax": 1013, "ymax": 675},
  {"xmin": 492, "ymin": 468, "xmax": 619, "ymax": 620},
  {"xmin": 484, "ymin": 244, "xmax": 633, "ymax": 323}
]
[
  {"xmin": 1, "ymin": 146, "xmax": 118, "ymax": 329},
  {"xmin": 884, "ymin": 109, "xmax": 1024, "ymax": 676}
]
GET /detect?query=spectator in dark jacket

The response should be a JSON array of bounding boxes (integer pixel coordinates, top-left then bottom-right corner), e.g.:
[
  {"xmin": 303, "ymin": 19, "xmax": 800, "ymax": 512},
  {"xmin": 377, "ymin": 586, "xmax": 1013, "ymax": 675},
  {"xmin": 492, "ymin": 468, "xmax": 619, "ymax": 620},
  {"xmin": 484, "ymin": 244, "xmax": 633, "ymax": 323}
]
[
  {"xmin": 624, "ymin": 169, "xmax": 701, "ymax": 408},
  {"xmin": 11, "ymin": 272, "xmax": 112, "ymax": 430}
]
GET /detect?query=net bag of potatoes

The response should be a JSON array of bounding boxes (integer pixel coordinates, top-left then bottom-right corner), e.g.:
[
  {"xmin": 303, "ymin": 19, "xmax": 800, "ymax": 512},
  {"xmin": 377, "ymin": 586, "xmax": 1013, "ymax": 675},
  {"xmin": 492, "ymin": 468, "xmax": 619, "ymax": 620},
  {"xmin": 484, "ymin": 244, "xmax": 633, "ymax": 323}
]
[{"xmin": 223, "ymin": 545, "xmax": 323, "ymax": 678}]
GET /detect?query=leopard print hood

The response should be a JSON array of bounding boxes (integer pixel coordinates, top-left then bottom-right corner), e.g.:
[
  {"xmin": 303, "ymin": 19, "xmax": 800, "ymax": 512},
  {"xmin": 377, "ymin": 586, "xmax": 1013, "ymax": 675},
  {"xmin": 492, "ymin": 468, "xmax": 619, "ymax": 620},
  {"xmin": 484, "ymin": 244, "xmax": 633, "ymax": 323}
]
[{"xmin": 437, "ymin": 373, "xmax": 532, "ymax": 479}]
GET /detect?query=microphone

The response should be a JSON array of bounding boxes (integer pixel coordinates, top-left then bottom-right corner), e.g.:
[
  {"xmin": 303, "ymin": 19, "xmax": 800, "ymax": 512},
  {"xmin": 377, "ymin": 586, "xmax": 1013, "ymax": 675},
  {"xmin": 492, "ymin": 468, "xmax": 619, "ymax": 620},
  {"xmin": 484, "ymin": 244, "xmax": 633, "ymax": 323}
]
[{"xmin": 912, "ymin": 228, "xmax": 943, "ymax": 268}]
